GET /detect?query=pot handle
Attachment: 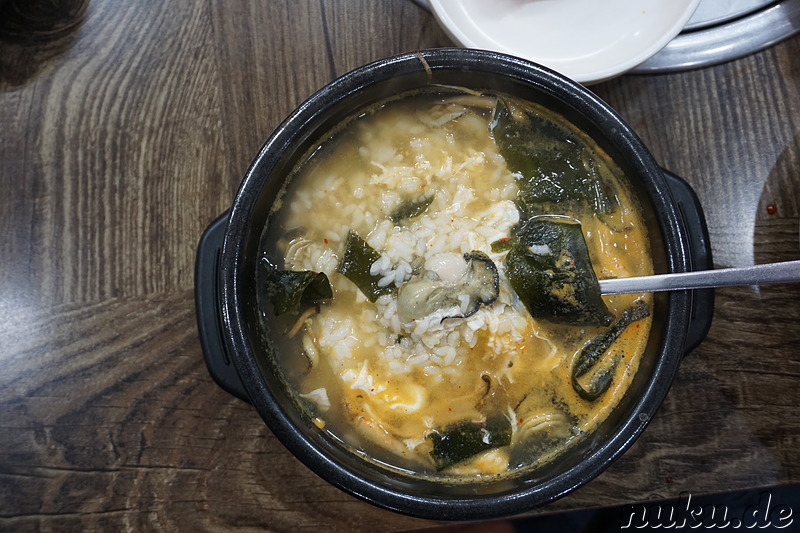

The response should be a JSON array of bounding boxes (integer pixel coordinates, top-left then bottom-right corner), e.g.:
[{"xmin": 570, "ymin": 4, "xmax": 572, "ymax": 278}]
[
  {"xmin": 661, "ymin": 168, "xmax": 715, "ymax": 355},
  {"xmin": 194, "ymin": 212, "xmax": 251, "ymax": 402}
]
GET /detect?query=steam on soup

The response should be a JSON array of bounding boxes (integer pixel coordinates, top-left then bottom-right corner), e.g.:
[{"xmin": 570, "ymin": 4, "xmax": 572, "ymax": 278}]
[{"xmin": 257, "ymin": 89, "xmax": 653, "ymax": 479}]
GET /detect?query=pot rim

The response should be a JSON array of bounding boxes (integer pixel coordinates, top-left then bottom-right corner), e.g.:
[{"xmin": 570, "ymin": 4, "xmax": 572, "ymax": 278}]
[{"xmin": 219, "ymin": 48, "xmax": 692, "ymax": 520}]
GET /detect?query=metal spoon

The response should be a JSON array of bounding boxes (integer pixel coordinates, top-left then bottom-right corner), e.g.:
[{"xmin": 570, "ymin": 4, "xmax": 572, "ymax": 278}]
[{"xmin": 598, "ymin": 260, "xmax": 800, "ymax": 295}]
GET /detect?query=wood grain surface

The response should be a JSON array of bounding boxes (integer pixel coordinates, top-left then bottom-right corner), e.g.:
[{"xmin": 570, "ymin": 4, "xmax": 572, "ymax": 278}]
[{"xmin": 1, "ymin": 0, "xmax": 798, "ymax": 531}]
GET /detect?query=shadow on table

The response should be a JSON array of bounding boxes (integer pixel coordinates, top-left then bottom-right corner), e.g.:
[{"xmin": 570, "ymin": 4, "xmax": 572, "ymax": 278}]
[{"xmin": 0, "ymin": 0, "xmax": 88, "ymax": 87}]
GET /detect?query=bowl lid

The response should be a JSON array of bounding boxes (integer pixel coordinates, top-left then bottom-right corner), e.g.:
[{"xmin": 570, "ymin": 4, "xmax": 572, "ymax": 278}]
[{"xmin": 429, "ymin": 0, "xmax": 701, "ymax": 84}]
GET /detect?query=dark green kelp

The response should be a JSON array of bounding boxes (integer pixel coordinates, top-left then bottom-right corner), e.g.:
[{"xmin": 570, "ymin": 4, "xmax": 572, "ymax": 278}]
[
  {"xmin": 489, "ymin": 97, "xmax": 618, "ymax": 219},
  {"xmin": 338, "ymin": 230, "xmax": 395, "ymax": 302},
  {"xmin": 502, "ymin": 218, "xmax": 612, "ymax": 327},
  {"xmin": 389, "ymin": 194, "xmax": 434, "ymax": 224},
  {"xmin": 263, "ymin": 262, "xmax": 333, "ymax": 316},
  {"xmin": 428, "ymin": 414, "xmax": 512, "ymax": 471},
  {"xmin": 571, "ymin": 300, "xmax": 650, "ymax": 401}
]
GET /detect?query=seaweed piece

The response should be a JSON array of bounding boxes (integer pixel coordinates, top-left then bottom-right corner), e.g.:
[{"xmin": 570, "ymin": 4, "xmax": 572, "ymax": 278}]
[
  {"xmin": 428, "ymin": 414, "xmax": 512, "ymax": 471},
  {"xmin": 389, "ymin": 195, "xmax": 434, "ymax": 223},
  {"xmin": 490, "ymin": 238, "xmax": 514, "ymax": 253},
  {"xmin": 571, "ymin": 300, "xmax": 650, "ymax": 401},
  {"xmin": 580, "ymin": 149, "xmax": 619, "ymax": 217},
  {"xmin": 263, "ymin": 263, "xmax": 332, "ymax": 316},
  {"xmin": 504, "ymin": 218, "xmax": 612, "ymax": 326},
  {"xmin": 396, "ymin": 251, "xmax": 499, "ymax": 323},
  {"xmin": 337, "ymin": 230, "xmax": 394, "ymax": 302},
  {"xmin": 489, "ymin": 98, "xmax": 617, "ymax": 215}
]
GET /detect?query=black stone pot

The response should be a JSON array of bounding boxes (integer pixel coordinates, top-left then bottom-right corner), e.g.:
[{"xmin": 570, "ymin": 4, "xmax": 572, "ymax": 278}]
[{"xmin": 194, "ymin": 49, "xmax": 714, "ymax": 521}]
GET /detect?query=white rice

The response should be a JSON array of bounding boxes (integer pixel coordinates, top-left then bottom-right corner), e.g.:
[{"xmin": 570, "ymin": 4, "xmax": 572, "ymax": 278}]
[{"xmin": 280, "ymin": 98, "xmax": 530, "ymax": 390}]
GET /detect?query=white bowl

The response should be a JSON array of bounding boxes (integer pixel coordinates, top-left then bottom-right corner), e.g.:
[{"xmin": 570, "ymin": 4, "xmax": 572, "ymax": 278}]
[{"xmin": 429, "ymin": 0, "xmax": 702, "ymax": 84}]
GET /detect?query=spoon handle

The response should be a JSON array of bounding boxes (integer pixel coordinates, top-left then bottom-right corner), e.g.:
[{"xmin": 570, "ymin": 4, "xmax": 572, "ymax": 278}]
[{"xmin": 598, "ymin": 260, "xmax": 800, "ymax": 295}]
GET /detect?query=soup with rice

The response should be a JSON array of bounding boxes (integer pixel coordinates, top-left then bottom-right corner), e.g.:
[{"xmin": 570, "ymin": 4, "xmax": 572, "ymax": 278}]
[{"xmin": 257, "ymin": 89, "xmax": 653, "ymax": 479}]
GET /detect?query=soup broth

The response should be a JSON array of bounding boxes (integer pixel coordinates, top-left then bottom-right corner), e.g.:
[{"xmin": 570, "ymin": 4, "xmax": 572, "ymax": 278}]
[{"xmin": 257, "ymin": 90, "xmax": 653, "ymax": 479}]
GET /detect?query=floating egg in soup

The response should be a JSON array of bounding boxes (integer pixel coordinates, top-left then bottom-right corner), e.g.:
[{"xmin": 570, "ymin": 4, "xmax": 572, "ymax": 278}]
[{"xmin": 256, "ymin": 89, "xmax": 653, "ymax": 480}]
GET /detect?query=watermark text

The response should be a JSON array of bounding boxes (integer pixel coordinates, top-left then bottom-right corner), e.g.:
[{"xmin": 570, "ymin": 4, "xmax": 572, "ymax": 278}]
[{"xmin": 621, "ymin": 492, "xmax": 793, "ymax": 529}]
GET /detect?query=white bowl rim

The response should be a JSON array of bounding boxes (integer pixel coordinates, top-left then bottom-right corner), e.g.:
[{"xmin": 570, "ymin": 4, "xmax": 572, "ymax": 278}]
[{"xmin": 428, "ymin": 0, "xmax": 702, "ymax": 84}]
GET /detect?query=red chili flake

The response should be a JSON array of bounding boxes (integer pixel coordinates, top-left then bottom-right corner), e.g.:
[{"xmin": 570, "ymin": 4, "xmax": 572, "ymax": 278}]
[
  {"xmin": 323, "ymin": 238, "xmax": 329, "ymax": 244},
  {"xmin": 766, "ymin": 204, "xmax": 777, "ymax": 215},
  {"xmin": 370, "ymin": 388, "xmax": 374, "ymax": 392},
  {"xmin": 498, "ymin": 237, "xmax": 510, "ymax": 242},
  {"xmin": 519, "ymin": 418, "xmax": 524, "ymax": 424}
]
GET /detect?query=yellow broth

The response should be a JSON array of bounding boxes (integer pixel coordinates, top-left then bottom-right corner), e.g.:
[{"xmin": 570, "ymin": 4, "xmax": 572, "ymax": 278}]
[{"xmin": 258, "ymin": 90, "xmax": 653, "ymax": 479}]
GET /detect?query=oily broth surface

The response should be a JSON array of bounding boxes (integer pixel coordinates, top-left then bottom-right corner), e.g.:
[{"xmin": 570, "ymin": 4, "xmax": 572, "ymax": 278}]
[{"xmin": 258, "ymin": 90, "xmax": 653, "ymax": 479}]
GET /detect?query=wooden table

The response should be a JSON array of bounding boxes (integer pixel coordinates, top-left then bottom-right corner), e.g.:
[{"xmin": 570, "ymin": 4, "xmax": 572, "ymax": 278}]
[{"xmin": 1, "ymin": 1, "xmax": 798, "ymax": 530}]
